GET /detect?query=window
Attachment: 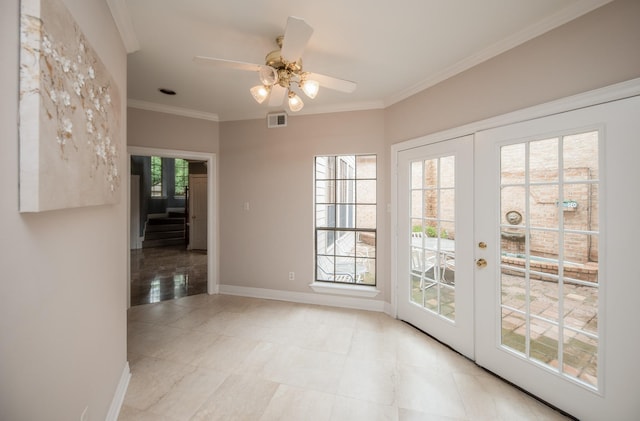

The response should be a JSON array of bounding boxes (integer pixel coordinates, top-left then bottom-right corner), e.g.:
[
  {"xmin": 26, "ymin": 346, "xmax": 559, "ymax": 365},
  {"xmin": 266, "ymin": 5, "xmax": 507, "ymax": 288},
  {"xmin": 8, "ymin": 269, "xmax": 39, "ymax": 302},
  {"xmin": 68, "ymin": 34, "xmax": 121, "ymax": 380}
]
[
  {"xmin": 315, "ymin": 155, "xmax": 376, "ymax": 285},
  {"xmin": 174, "ymin": 158, "xmax": 189, "ymax": 197},
  {"xmin": 150, "ymin": 156, "xmax": 163, "ymax": 197}
]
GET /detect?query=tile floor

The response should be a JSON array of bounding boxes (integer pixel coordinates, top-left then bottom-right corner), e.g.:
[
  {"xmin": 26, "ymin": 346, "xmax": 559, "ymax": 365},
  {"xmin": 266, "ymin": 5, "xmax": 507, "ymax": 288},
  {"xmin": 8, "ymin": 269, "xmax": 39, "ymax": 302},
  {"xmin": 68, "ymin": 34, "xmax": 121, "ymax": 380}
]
[
  {"xmin": 119, "ymin": 294, "xmax": 572, "ymax": 420},
  {"xmin": 130, "ymin": 246, "xmax": 208, "ymax": 306}
]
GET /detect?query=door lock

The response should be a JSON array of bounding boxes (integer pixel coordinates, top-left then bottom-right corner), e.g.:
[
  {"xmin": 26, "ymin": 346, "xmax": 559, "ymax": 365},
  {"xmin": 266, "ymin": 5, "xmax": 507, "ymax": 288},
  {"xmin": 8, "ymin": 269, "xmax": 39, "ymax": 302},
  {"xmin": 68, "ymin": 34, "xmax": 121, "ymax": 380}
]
[
  {"xmin": 476, "ymin": 258, "xmax": 487, "ymax": 268},
  {"xmin": 478, "ymin": 242, "xmax": 487, "ymax": 249}
]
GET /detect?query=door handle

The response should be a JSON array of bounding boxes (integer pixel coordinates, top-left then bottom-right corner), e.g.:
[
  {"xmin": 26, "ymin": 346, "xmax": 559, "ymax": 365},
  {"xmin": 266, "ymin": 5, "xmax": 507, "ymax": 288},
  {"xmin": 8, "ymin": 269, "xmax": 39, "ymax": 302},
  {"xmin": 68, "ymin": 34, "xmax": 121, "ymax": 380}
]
[{"xmin": 476, "ymin": 258, "xmax": 487, "ymax": 268}]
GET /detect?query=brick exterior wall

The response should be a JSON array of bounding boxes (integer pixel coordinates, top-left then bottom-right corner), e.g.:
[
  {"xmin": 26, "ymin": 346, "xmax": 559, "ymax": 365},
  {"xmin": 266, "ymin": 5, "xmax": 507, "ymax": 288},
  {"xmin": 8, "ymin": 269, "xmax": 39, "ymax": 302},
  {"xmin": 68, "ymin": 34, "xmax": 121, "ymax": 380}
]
[{"xmin": 409, "ymin": 131, "xmax": 599, "ymax": 281}]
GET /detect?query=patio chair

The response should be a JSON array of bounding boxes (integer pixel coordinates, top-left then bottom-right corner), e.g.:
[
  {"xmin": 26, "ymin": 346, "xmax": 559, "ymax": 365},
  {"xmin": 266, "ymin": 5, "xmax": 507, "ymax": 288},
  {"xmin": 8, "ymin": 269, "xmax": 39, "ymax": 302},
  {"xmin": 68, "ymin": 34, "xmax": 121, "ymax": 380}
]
[{"xmin": 411, "ymin": 247, "xmax": 439, "ymax": 290}]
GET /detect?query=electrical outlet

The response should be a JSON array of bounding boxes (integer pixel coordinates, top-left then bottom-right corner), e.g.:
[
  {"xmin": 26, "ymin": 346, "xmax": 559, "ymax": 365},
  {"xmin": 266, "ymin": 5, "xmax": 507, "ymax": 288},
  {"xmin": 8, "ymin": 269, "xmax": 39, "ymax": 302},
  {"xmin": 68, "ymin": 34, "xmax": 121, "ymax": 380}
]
[
  {"xmin": 80, "ymin": 406, "xmax": 88, "ymax": 421},
  {"xmin": 288, "ymin": 271, "xmax": 295, "ymax": 281}
]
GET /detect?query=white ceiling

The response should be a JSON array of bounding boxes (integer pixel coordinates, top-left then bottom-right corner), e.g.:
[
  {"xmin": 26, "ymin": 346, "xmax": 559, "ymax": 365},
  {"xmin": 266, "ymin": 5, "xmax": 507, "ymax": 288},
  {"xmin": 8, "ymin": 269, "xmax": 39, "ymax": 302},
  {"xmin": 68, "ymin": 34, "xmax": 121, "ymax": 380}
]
[{"xmin": 114, "ymin": 0, "xmax": 611, "ymax": 122}]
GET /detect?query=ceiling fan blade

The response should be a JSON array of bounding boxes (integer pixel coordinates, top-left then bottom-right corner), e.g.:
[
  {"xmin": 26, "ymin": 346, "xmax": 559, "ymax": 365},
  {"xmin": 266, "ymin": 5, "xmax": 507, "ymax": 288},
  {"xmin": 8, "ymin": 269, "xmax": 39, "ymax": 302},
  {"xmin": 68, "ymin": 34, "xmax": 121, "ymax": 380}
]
[
  {"xmin": 307, "ymin": 72, "xmax": 357, "ymax": 93},
  {"xmin": 193, "ymin": 56, "xmax": 263, "ymax": 72},
  {"xmin": 280, "ymin": 16, "xmax": 313, "ymax": 63},
  {"xmin": 268, "ymin": 85, "xmax": 287, "ymax": 107}
]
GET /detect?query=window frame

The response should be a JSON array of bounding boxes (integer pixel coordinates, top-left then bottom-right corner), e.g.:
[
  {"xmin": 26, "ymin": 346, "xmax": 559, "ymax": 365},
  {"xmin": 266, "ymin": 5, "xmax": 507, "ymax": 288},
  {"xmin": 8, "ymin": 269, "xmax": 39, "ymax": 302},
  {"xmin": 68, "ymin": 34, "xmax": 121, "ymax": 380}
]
[
  {"xmin": 150, "ymin": 155, "xmax": 163, "ymax": 198},
  {"xmin": 314, "ymin": 154, "xmax": 377, "ymax": 287},
  {"xmin": 174, "ymin": 158, "xmax": 189, "ymax": 198}
]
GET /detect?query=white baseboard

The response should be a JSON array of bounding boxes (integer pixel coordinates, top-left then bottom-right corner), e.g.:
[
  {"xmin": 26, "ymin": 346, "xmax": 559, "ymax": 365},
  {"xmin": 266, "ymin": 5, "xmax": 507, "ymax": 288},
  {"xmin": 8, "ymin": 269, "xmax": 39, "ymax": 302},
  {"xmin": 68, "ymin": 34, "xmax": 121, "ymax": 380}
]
[
  {"xmin": 105, "ymin": 361, "xmax": 131, "ymax": 421},
  {"xmin": 218, "ymin": 284, "xmax": 386, "ymax": 312}
]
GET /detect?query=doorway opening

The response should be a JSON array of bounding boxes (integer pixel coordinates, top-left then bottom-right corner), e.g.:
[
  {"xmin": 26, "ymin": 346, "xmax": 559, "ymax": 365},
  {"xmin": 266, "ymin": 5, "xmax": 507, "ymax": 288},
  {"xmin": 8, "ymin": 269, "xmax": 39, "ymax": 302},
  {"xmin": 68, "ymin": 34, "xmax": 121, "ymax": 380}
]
[{"xmin": 127, "ymin": 146, "xmax": 217, "ymax": 307}]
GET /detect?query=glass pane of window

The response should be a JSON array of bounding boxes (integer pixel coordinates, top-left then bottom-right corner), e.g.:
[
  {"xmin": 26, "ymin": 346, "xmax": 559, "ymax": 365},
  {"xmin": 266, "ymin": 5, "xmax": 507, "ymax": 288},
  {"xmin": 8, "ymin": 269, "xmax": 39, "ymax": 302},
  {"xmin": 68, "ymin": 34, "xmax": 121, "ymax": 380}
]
[
  {"xmin": 502, "ymin": 309, "xmax": 526, "ymax": 355},
  {"xmin": 336, "ymin": 179, "xmax": 355, "ymax": 203},
  {"xmin": 315, "ymin": 181, "xmax": 335, "ymax": 204},
  {"xmin": 336, "ymin": 204, "xmax": 355, "ymax": 228},
  {"xmin": 424, "ymin": 189, "xmax": 438, "ymax": 219},
  {"xmin": 501, "ymin": 143, "xmax": 525, "ymax": 185},
  {"xmin": 174, "ymin": 158, "xmax": 188, "ymax": 196},
  {"xmin": 316, "ymin": 230, "xmax": 332, "ymax": 255},
  {"xmin": 499, "ymin": 131, "xmax": 600, "ymax": 389},
  {"xmin": 530, "ymin": 138, "xmax": 558, "ymax": 183},
  {"xmin": 356, "ymin": 180, "xmax": 376, "ymax": 204},
  {"xmin": 563, "ymin": 330, "xmax": 597, "ymax": 387},
  {"xmin": 501, "ymin": 186, "xmax": 526, "ymax": 227},
  {"xmin": 356, "ymin": 155, "xmax": 376, "ymax": 179},
  {"xmin": 315, "ymin": 154, "xmax": 376, "ymax": 286},
  {"xmin": 440, "ymin": 189, "xmax": 455, "ymax": 221},
  {"xmin": 411, "ymin": 161, "xmax": 423, "ymax": 189},
  {"xmin": 423, "ymin": 159, "xmax": 438, "ymax": 188},
  {"xmin": 563, "ymin": 184, "xmax": 597, "ymax": 231},
  {"xmin": 409, "ymin": 154, "xmax": 456, "ymax": 322},
  {"xmin": 315, "ymin": 156, "xmax": 335, "ymax": 180},
  {"xmin": 315, "ymin": 204, "xmax": 335, "ymax": 228},
  {"xmin": 501, "ymin": 266, "xmax": 526, "ymax": 311},
  {"xmin": 563, "ymin": 131, "xmax": 598, "ymax": 182},
  {"xmin": 150, "ymin": 156, "xmax": 162, "ymax": 197},
  {"xmin": 529, "ymin": 185, "xmax": 559, "ymax": 229},
  {"xmin": 356, "ymin": 205, "xmax": 376, "ymax": 229},
  {"xmin": 440, "ymin": 156, "xmax": 455, "ymax": 188},
  {"xmin": 336, "ymin": 156, "xmax": 355, "ymax": 179},
  {"xmin": 529, "ymin": 317, "xmax": 558, "ymax": 366}
]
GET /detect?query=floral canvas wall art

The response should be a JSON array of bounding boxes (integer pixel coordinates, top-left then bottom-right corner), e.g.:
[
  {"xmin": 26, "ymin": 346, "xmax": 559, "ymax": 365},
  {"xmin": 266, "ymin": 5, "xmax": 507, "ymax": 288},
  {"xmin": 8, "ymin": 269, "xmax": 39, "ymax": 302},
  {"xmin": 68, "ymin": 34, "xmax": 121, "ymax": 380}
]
[{"xmin": 19, "ymin": 0, "xmax": 121, "ymax": 212}]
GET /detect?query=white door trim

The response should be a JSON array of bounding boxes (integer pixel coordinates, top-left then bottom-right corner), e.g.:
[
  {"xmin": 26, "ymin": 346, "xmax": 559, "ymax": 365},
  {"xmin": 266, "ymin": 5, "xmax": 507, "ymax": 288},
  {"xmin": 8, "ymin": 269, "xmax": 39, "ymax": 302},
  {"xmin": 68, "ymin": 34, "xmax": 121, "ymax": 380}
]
[
  {"xmin": 390, "ymin": 77, "xmax": 640, "ymax": 317},
  {"xmin": 127, "ymin": 146, "xmax": 219, "ymax": 305}
]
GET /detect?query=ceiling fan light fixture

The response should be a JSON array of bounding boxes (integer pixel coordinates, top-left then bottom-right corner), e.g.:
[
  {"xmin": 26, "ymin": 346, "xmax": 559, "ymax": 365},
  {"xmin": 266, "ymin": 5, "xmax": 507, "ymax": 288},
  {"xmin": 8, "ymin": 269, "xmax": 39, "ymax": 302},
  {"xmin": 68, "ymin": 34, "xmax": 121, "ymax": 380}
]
[
  {"xmin": 259, "ymin": 65, "xmax": 278, "ymax": 86},
  {"xmin": 250, "ymin": 85, "xmax": 270, "ymax": 104},
  {"xmin": 288, "ymin": 91, "xmax": 304, "ymax": 112},
  {"xmin": 300, "ymin": 78, "xmax": 319, "ymax": 99}
]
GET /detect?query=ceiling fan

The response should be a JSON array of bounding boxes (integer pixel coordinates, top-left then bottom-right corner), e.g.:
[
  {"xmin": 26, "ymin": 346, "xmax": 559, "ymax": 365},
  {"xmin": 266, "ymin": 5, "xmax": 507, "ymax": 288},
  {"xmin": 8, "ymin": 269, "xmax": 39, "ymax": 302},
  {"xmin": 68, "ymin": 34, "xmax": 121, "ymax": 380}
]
[{"xmin": 194, "ymin": 16, "xmax": 356, "ymax": 113}]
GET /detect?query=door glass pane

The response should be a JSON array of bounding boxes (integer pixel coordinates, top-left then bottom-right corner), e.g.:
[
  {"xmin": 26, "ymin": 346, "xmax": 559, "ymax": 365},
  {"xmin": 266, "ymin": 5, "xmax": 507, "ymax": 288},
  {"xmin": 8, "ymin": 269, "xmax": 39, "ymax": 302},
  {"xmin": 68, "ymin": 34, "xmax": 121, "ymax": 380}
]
[
  {"xmin": 501, "ymin": 186, "xmax": 526, "ymax": 226},
  {"xmin": 501, "ymin": 143, "xmax": 525, "ymax": 185},
  {"xmin": 563, "ymin": 330, "xmax": 598, "ymax": 386},
  {"xmin": 499, "ymin": 131, "xmax": 600, "ymax": 389},
  {"xmin": 502, "ymin": 308, "xmax": 526, "ymax": 354},
  {"xmin": 529, "ymin": 185, "xmax": 559, "ymax": 228},
  {"xmin": 529, "ymin": 138, "xmax": 558, "ymax": 183},
  {"xmin": 501, "ymin": 266, "xmax": 526, "ymax": 311},
  {"xmin": 409, "ymin": 155, "xmax": 456, "ymax": 321},
  {"xmin": 563, "ymin": 131, "xmax": 598, "ymax": 182}
]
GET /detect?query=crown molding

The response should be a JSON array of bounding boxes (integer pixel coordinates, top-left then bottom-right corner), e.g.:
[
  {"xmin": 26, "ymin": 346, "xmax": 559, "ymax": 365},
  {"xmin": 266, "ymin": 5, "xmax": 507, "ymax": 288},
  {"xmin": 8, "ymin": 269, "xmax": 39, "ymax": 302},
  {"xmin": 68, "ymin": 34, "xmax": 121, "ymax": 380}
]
[
  {"xmin": 385, "ymin": 0, "xmax": 614, "ymax": 107},
  {"xmin": 106, "ymin": 0, "xmax": 140, "ymax": 53},
  {"xmin": 127, "ymin": 99, "xmax": 220, "ymax": 122}
]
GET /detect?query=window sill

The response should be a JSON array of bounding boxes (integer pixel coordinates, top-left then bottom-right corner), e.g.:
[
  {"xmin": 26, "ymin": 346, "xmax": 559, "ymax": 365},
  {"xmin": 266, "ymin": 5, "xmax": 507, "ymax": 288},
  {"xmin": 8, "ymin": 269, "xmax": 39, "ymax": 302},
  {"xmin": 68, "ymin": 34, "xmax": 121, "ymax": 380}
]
[{"xmin": 309, "ymin": 282, "xmax": 380, "ymax": 298}]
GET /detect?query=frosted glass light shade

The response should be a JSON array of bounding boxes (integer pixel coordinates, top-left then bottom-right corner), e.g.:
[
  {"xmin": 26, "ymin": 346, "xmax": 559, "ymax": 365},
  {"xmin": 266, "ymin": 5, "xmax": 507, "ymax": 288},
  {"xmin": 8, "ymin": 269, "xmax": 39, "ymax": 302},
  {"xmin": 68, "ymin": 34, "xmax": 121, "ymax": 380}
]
[
  {"xmin": 259, "ymin": 66, "xmax": 278, "ymax": 86},
  {"xmin": 250, "ymin": 85, "xmax": 270, "ymax": 104},
  {"xmin": 301, "ymin": 79, "xmax": 319, "ymax": 99},
  {"xmin": 288, "ymin": 92, "xmax": 304, "ymax": 112}
]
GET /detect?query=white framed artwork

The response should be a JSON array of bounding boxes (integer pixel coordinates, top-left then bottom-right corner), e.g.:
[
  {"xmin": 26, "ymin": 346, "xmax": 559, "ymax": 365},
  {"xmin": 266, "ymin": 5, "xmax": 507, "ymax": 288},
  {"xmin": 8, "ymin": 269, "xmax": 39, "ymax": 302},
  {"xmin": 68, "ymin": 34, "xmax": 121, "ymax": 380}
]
[{"xmin": 19, "ymin": 0, "xmax": 121, "ymax": 212}]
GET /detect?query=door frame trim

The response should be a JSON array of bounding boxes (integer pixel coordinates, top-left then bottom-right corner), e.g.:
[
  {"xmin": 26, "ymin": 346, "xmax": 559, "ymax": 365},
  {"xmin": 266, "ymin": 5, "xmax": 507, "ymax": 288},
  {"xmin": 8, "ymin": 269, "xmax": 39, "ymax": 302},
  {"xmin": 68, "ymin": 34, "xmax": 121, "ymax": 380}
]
[
  {"xmin": 127, "ymin": 146, "xmax": 219, "ymax": 307},
  {"xmin": 390, "ymin": 77, "xmax": 640, "ymax": 317}
]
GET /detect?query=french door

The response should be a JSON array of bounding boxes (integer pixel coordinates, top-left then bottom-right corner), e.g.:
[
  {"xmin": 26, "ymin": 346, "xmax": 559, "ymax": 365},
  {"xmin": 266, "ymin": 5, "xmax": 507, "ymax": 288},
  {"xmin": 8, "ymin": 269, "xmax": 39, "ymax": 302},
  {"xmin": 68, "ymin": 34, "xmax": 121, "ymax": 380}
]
[
  {"xmin": 397, "ymin": 135, "xmax": 474, "ymax": 359},
  {"xmin": 396, "ymin": 94, "xmax": 640, "ymax": 419}
]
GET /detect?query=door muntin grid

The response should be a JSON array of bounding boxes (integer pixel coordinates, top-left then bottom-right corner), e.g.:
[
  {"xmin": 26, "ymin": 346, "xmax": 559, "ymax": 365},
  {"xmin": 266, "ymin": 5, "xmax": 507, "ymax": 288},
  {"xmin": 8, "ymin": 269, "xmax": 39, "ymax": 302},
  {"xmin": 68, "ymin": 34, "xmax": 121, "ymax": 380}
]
[
  {"xmin": 499, "ymin": 130, "xmax": 600, "ymax": 389},
  {"xmin": 409, "ymin": 155, "xmax": 456, "ymax": 321}
]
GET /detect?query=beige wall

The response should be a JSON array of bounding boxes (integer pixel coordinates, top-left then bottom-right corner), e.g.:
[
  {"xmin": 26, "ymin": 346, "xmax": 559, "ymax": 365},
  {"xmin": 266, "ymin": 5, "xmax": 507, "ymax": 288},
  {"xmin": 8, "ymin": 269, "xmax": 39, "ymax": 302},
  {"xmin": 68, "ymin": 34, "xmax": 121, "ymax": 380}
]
[
  {"xmin": 127, "ymin": 107, "xmax": 219, "ymax": 153},
  {"xmin": 219, "ymin": 110, "xmax": 389, "ymax": 299},
  {"xmin": 385, "ymin": 0, "xmax": 640, "ymax": 143},
  {"xmin": 0, "ymin": 1, "xmax": 128, "ymax": 420},
  {"xmin": 127, "ymin": 0, "xmax": 640, "ymax": 306}
]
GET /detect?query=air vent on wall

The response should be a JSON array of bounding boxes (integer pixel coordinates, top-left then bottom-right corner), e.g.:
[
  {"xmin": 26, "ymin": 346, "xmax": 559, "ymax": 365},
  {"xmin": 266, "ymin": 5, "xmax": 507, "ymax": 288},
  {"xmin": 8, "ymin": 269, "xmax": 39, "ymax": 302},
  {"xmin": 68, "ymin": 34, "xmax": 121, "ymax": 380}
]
[{"xmin": 267, "ymin": 112, "xmax": 287, "ymax": 128}]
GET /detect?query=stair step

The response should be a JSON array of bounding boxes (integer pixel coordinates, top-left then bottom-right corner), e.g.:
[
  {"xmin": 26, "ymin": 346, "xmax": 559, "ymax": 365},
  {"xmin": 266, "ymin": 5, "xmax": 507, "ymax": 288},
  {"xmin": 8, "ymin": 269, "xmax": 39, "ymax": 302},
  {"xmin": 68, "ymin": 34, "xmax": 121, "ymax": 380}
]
[
  {"xmin": 142, "ymin": 238, "xmax": 185, "ymax": 248},
  {"xmin": 147, "ymin": 217, "xmax": 185, "ymax": 225},
  {"xmin": 145, "ymin": 223, "xmax": 184, "ymax": 233},
  {"xmin": 144, "ymin": 230, "xmax": 185, "ymax": 240}
]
